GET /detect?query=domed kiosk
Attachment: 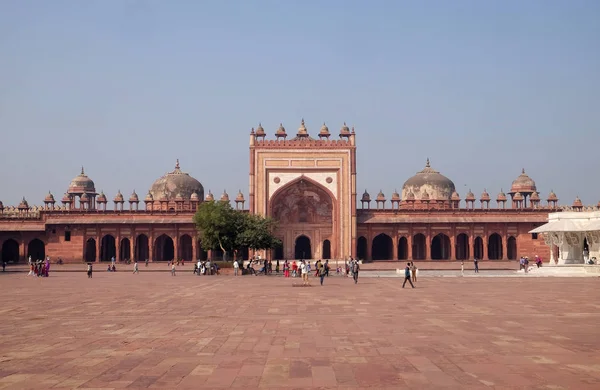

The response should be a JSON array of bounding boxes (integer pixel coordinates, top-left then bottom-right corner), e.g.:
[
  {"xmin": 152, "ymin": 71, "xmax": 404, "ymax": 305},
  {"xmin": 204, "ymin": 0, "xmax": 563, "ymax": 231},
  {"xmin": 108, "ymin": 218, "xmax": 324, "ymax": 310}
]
[
  {"xmin": 149, "ymin": 160, "xmax": 204, "ymax": 201},
  {"xmin": 401, "ymin": 159, "xmax": 456, "ymax": 206}
]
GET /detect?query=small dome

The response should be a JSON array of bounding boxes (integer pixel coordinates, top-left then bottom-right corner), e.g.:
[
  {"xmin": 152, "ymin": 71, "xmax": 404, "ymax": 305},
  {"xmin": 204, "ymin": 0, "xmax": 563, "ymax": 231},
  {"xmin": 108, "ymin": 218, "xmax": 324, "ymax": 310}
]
[
  {"xmin": 18, "ymin": 197, "xmax": 29, "ymax": 209},
  {"xmin": 190, "ymin": 191, "xmax": 200, "ymax": 201},
  {"xmin": 497, "ymin": 189, "xmax": 507, "ymax": 201},
  {"xmin": 113, "ymin": 190, "xmax": 124, "ymax": 203},
  {"xmin": 297, "ymin": 119, "xmax": 309, "ymax": 137},
  {"xmin": 220, "ymin": 190, "xmax": 230, "ymax": 202},
  {"xmin": 175, "ymin": 193, "xmax": 184, "ymax": 201},
  {"xmin": 205, "ymin": 190, "xmax": 214, "ymax": 201},
  {"xmin": 573, "ymin": 196, "xmax": 583, "ymax": 207},
  {"xmin": 361, "ymin": 190, "xmax": 371, "ymax": 202},
  {"xmin": 276, "ymin": 123, "xmax": 287, "ymax": 137},
  {"xmin": 68, "ymin": 167, "xmax": 96, "ymax": 195},
  {"xmin": 547, "ymin": 190, "xmax": 558, "ymax": 201},
  {"xmin": 319, "ymin": 122, "xmax": 330, "ymax": 136},
  {"xmin": 530, "ymin": 191, "xmax": 540, "ymax": 201},
  {"xmin": 236, "ymin": 190, "xmax": 245, "ymax": 202},
  {"xmin": 480, "ymin": 189, "xmax": 490, "ymax": 201},
  {"xmin": 44, "ymin": 191, "xmax": 55, "ymax": 202},
  {"xmin": 451, "ymin": 191, "xmax": 461, "ymax": 201},
  {"xmin": 391, "ymin": 189, "xmax": 400, "ymax": 200},
  {"xmin": 255, "ymin": 123, "xmax": 265, "ymax": 136},
  {"xmin": 513, "ymin": 192, "xmax": 524, "ymax": 201},
  {"xmin": 406, "ymin": 191, "xmax": 416, "ymax": 200},
  {"xmin": 97, "ymin": 191, "xmax": 107, "ymax": 203},
  {"xmin": 62, "ymin": 193, "xmax": 72, "ymax": 203},
  {"xmin": 376, "ymin": 190, "xmax": 385, "ymax": 201},
  {"xmin": 465, "ymin": 189, "xmax": 475, "ymax": 201},
  {"xmin": 509, "ymin": 168, "xmax": 537, "ymax": 194},
  {"xmin": 80, "ymin": 193, "xmax": 89, "ymax": 201},
  {"xmin": 144, "ymin": 191, "xmax": 153, "ymax": 202},
  {"xmin": 129, "ymin": 190, "xmax": 139, "ymax": 202},
  {"xmin": 421, "ymin": 190, "xmax": 430, "ymax": 200},
  {"xmin": 402, "ymin": 158, "xmax": 456, "ymax": 201},
  {"xmin": 149, "ymin": 160, "xmax": 204, "ymax": 201},
  {"xmin": 339, "ymin": 122, "xmax": 350, "ymax": 136}
]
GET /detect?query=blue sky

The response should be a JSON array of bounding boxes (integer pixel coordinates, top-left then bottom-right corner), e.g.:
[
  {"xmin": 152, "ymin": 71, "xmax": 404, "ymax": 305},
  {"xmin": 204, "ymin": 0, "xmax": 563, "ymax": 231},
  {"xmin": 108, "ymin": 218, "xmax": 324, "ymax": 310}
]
[{"xmin": 1, "ymin": 0, "xmax": 599, "ymax": 207}]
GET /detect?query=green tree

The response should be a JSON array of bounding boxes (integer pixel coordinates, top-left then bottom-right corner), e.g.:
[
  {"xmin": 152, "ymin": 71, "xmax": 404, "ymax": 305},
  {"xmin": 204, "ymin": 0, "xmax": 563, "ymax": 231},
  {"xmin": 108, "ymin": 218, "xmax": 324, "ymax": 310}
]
[{"xmin": 193, "ymin": 200, "xmax": 281, "ymax": 260}]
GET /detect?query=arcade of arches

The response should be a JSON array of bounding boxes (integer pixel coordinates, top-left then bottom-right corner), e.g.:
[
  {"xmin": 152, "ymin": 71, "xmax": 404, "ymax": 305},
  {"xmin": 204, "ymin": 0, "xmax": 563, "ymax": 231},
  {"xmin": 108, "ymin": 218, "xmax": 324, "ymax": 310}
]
[
  {"xmin": 270, "ymin": 179, "xmax": 335, "ymax": 260},
  {"xmin": 358, "ymin": 232, "xmax": 520, "ymax": 261}
]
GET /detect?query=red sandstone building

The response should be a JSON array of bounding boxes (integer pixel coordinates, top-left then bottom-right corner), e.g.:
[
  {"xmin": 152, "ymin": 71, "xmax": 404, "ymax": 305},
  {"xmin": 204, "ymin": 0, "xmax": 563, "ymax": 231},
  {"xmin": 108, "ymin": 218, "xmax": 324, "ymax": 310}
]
[{"xmin": 0, "ymin": 121, "xmax": 591, "ymax": 264}]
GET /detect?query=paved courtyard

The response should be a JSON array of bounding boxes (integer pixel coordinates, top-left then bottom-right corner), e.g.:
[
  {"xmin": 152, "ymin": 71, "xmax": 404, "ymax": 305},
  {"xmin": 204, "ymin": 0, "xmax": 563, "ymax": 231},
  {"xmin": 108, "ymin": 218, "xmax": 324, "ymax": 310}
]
[{"xmin": 1, "ymin": 272, "xmax": 599, "ymax": 389}]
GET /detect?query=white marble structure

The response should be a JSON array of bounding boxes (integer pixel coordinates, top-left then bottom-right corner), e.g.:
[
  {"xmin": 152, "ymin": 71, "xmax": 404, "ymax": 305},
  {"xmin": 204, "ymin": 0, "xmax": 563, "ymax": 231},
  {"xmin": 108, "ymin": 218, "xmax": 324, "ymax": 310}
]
[{"xmin": 530, "ymin": 211, "xmax": 600, "ymax": 265}]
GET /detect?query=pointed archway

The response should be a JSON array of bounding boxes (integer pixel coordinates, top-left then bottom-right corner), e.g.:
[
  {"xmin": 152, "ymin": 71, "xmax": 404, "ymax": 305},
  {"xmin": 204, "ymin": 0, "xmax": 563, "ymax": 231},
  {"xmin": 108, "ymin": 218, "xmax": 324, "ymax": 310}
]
[
  {"xmin": 412, "ymin": 234, "xmax": 426, "ymax": 260},
  {"xmin": 455, "ymin": 233, "xmax": 469, "ymax": 260},
  {"xmin": 155, "ymin": 234, "xmax": 174, "ymax": 261},
  {"xmin": 100, "ymin": 235, "xmax": 116, "ymax": 262},
  {"xmin": 1, "ymin": 239, "xmax": 20, "ymax": 263},
  {"xmin": 372, "ymin": 233, "xmax": 392, "ymax": 260},
  {"xmin": 179, "ymin": 235, "xmax": 193, "ymax": 261},
  {"xmin": 431, "ymin": 233, "xmax": 450, "ymax": 260},
  {"xmin": 270, "ymin": 177, "xmax": 334, "ymax": 261},
  {"xmin": 474, "ymin": 237, "xmax": 484, "ymax": 259},
  {"xmin": 85, "ymin": 238, "xmax": 96, "ymax": 262},
  {"xmin": 507, "ymin": 236, "xmax": 517, "ymax": 260},
  {"xmin": 135, "ymin": 234, "xmax": 149, "ymax": 261},
  {"xmin": 294, "ymin": 235, "xmax": 311, "ymax": 260},
  {"xmin": 488, "ymin": 233, "xmax": 503, "ymax": 260},
  {"xmin": 120, "ymin": 238, "xmax": 131, "ymax": 261},
  {"xmin": 27, "ymin": 239, "xmax": 45, "ymax": 260},
  {"xmin": 357, "ymin": 236, "xmax": 367, "ymax": 260},
  {"xmin": 322, "ymin": 240, "xmax": 331, "ymax": 259},
  {"xmin": 398, "ymin": 237, "xmax": 408, "ymax": 260}
]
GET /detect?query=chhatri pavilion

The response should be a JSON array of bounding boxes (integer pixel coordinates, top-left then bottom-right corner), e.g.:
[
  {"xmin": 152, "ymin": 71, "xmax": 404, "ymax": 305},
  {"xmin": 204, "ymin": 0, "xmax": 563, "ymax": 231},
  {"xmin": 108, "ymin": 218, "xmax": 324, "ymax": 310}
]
[{"xmin": 1, "ymin": 120, "xmax": 597, "ymax": 264}]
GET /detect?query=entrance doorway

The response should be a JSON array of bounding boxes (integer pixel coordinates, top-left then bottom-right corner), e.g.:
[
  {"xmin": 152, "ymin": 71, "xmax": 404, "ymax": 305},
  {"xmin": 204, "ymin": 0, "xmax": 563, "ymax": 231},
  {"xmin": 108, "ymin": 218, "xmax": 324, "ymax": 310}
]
[
  {"xmin": 294, "ymin": 235, "xmax": 311, "ymax": 260},
  {"xmin": 322, "ymin": 240, "xmax": 331, "ymax": 259}
]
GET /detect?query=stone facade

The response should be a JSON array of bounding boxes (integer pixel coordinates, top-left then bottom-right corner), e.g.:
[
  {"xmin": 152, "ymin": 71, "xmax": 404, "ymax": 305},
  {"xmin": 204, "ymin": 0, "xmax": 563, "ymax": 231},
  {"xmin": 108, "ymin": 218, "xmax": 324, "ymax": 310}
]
[{"xmin": 1, "ymin": 120, "xmax": 597, "ymax": 264}]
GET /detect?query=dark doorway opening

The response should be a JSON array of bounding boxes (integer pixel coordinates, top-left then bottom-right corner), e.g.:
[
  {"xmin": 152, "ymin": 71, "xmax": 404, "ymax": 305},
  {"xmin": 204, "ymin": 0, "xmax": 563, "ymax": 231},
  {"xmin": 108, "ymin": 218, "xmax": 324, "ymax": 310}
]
[
  {"xmin": 398, "ymin": 237, "xmax": 408, "ymax": 260},
  {"xmin": 27, "ymin": 238, "xmax": 45, "ymax": 260},
  {"xmin": 431, "ymin": 233, "xmax": 450, "ymax": 260},
  {"xmin": 294, "ymin": 235, "xmax": 311, "ymax": 260},
  {"xmin": 357, "ymin": 236, "xmax": 367, "ymax": 260},
  {"xmin": 155, "ymin": 234, "xmax": 174, "ymax": 261},
  {"xmin": 100, "ymin": 235, "xmax": 116, "ymax": 262},
  {"xmin": 179, "ymin": 235, "xmax": 193, "ymax": 261},
  {"xmin": 488, "ymin": 233, "xmax": 503, "ymax": 260},
  {"xmin": 455, "ymin": 233, "xmax": 469, "ymax": 260},
  {"xmin": 507, "ymin": 236, "xmax": 517, "ymax": 260},
  {"xmin": 412, "ymin": 234, "xmax": 426, "ymax": 260},
  {"xmin": 322, "ymin": 240, "xmax": 331, "ymax": 259},
  {"xmin": 85, "ymin": 238, "xmax": 96, "ymax": 262},
  {"xmin": 474, "ymin": 237, "xmax": 484, "ymax": 259},
  {"xmin": 1, "ymin": 239, "xmax": 19, "ymax": 263},
  {"xmin": 120, "ymin": 238, "xmax": 131, "ymax": 261},
  {"xmin": 135, "ymin": 234, "xmax": 149, "ymax": 261},
  {"xmin": 371, "ymin": 233, "xmax": 392, "ymax": 260}
]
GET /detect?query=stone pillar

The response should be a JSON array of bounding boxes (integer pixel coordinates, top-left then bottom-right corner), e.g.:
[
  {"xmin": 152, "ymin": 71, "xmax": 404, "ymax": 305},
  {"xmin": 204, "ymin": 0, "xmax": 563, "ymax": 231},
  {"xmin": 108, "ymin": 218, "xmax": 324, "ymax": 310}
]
[
  {"xmin": 366, "ymin": 234, "xmax": 372, "ymax": 261},
  {"xmin": 129, "ymin": 238, "xmax": 134, "ymax": 261},
  {"xmin": 502, "ymin": 236, "xmax": 508, "ymax": 260},
  {"xmin": 426, "ymin": 234, "xmax": 431, "ymax": 260},
  {"xmin": 483, "ymin": 239, "xmax": 488, "ymax": 260},
  {"xmin": 407, "ymin": 235, "xmax": 413, "ymax": 260},
  {"xmin": 96, "ymin": 236, "xmax": 101, "ymax": 262},
  {"xmin": 149, "ymin": 234, "xmax": 154, "ymax": 262},
  {"xmin": 450, "ymin": 235, "xmax": 456, "ymax": 261},
  {"xmin": 192, "ymin": 237, "xmax": 197, "ymax": 261},
  {"xmin": 469, "ymin": 235, "xmax": 474, "ymax": 260},
  {"xmin": 173, "ymin": 235, "xmax": 179, "ymax": 262},
  {"xmin": 116, "ymin": 234, "xmax": 121, "ymax": 261},
  {"xmin": 19, "ymin": 239, "xmax": 26, "ymax": 262},
  {"xmin": 392, "ymin": 236, "xmax": 398, "ymax": 261},
  {"xmin": 549, "ymin": 244, "xmax": 555, "ymax": 265}
]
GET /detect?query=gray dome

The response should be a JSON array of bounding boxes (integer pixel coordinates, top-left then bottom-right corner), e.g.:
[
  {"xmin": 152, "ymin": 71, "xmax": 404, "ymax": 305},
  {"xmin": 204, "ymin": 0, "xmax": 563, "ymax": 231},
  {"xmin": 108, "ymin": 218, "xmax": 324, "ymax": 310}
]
[
  {"xmin": 68, "ymin": 167, "xmax": 96, "ymax": 194},
  {"xmin": 149, "ymin": 160, "xmax": 204, "ymax": 201},
  {"xmin": 402, "ymin": 159, "xmax": 456, "ymax": 201}
]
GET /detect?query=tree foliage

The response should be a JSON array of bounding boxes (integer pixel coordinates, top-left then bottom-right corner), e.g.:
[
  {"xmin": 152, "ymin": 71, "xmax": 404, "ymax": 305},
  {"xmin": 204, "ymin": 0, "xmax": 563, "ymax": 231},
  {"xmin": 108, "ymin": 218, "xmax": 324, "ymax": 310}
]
[{"xmin": 193, "ymin": 201, "xmax": 281, "ymax": 258}]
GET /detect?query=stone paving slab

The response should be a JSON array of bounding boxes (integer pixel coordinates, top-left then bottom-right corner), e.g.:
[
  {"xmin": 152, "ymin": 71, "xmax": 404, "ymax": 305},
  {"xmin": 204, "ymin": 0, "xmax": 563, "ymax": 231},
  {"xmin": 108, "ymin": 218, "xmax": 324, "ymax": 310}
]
[{"xmin": 1, "ymin": 272, "xmax": 600, "ymax": 389}]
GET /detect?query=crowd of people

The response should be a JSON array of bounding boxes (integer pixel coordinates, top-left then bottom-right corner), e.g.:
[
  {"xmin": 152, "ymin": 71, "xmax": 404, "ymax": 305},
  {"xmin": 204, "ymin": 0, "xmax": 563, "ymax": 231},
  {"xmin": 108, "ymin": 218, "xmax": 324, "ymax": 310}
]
[{"xmin": 27, "ymin": 256, "xmax": 51, "ymax": 277}]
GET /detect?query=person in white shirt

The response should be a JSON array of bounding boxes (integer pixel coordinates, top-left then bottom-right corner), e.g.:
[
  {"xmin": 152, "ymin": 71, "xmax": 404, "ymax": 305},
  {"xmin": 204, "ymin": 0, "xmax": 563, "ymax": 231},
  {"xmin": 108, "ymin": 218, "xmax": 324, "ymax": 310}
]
[
  {"xmin": 300, "ymin": 260, "xmax": 310, "ymax": 286},
  {"xmin": 233, "ymin": 259, "xmax": 240, "ymax": 276}
]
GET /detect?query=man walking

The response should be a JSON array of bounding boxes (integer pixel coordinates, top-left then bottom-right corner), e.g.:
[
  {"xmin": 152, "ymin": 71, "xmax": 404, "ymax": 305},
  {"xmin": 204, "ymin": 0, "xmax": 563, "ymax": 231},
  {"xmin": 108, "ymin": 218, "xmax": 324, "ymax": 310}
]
[
  {"xmin": 133, "ymin": 261, "xmax": 139, "ymax": 274},
  {"xmin": 474, "ymin": 257, "xmax": 479, "ymax": 273},
  {"xmin": 402, "ymin": 262, "xmax": 415, "ymax": 288},
  {"xmin": 352, "ymin": 259, "xmax": 360, "ymax": 284}
]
